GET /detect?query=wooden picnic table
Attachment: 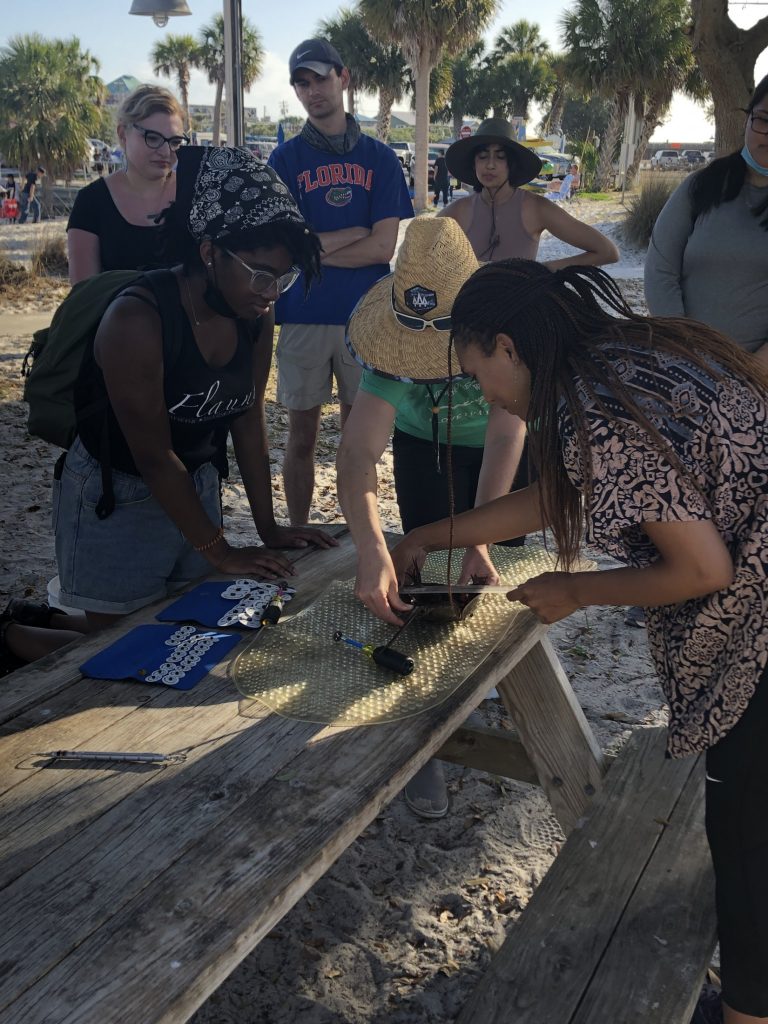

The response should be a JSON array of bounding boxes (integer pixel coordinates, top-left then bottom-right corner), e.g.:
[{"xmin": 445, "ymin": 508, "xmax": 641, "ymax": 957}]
[{"xmin": 0, "ymin": 525, "xmax": 603, "ymax": 1024}]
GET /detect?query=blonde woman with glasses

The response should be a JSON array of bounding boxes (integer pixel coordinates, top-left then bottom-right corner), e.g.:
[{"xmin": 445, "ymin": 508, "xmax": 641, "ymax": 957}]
[{"xmin": 67, "ymin": 85, "xmax": 187, "ymax": 284}]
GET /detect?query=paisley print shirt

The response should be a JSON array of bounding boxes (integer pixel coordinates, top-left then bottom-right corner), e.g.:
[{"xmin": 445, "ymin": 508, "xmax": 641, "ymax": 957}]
[{"xmin": 558, "ymin": 343, "xmax": 768, "ymax": 757}]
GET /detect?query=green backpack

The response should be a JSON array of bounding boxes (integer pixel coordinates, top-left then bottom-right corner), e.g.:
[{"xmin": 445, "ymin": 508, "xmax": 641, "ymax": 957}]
[{"xmin": 23, "ymin": 268, "xmax": 182, "ymax": 449}]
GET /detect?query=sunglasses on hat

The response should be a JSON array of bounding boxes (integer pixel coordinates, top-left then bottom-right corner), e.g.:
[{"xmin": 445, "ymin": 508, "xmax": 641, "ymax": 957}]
[{"xmin": 390, "ymin": 286, "xmax": 452, "ymax": 332}]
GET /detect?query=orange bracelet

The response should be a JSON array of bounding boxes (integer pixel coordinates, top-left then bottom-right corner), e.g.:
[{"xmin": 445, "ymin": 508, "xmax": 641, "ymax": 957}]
[{"xmin": 194, "ymin": 526, "xmax": 225, "ymax": 553}]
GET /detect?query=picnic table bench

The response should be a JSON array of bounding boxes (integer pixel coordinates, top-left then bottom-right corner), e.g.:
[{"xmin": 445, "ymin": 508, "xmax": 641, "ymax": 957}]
[
  {"xmin": 457, "ymin": 726, "xmax": 718, "ymax": 1024},
  {"xmin": 0, "ymin": 525, "xmax": 606, "ymax": 1023}
]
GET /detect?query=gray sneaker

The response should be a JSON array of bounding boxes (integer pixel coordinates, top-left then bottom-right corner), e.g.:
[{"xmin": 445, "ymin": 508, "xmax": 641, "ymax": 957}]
[{"xmin": 404, "ymin": 760, "xmax": 449, "ymax": 819}]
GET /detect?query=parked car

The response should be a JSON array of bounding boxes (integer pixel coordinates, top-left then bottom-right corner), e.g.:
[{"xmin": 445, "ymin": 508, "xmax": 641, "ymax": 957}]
[
  {"xmin": 534, "ymin": 150, "xmax": 571, "ymax": 180},
  {"xmin": 651, "ymin": 149, "xmax": 681, "ymax": 169},
  {"xmin": 681, "ymin": 149, "xmax": 706, "ymax": 166},
  {"xmin": 703, "ymin": 150, "xmax": 714, "ymax": 162},
  {"xmin": 388, "ymin": 141, "xmax": 414, "ymax": 168}
]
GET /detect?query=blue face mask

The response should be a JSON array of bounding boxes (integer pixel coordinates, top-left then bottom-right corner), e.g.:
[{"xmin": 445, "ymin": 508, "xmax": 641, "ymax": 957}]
[{"xmin": 741, "ymin": 144, "xmax": 768, "ymax": 177}]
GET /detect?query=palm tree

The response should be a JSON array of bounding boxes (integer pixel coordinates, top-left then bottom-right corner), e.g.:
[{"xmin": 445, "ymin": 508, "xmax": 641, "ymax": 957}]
[
  {"xmin": 444, "ymin": 43, "xmax": 485, "ymax": 140},
  {"xmin": 196, "ymin": 14, "xmax": 263, "ymax": 145},
  {"xmin": 563, "ymin": 0, "xmax": 705, "ymax": 190},
  {"xmin": 540, "ymin": 53, "xmax": 570, "ymax": 139},
  {"xmin": 361, "ymin": 0, "xmax": 498, "ymax": 211},
  {"xmin": 319, "ymin": 9, "xmax": 375, "ymax": 117},
  {"xmin": 151, "ymin": 34, "xmax": 199, "ymax": 131},
  {"xmin": 492, "ymin": 20, "xmax": 550, "ymax": 59},
  {"xmin": 0, "ymin": 34, "xmax": 105, "ymax": 179}
]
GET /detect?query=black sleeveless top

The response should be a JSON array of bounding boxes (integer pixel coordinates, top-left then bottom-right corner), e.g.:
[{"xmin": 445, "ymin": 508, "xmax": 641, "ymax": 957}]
[
  {"xmin": 67, "ymin": 177, "xmax": 170, "ymax": 272},
  {"xmin": 76, "ymin": 275, "xmax": 259, "ymax": 477}
]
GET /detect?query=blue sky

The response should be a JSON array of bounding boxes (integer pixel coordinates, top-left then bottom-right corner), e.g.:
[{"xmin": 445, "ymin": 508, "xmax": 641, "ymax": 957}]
[{"xmin": 5, "ymin": 0, "xmax": 767, "ymax": 142}]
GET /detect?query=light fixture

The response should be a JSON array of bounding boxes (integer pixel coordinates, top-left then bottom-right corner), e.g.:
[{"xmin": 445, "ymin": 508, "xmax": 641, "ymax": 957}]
[{"xmin": 128, "ymin": 0, "xmax": 192, "ymax": 28}]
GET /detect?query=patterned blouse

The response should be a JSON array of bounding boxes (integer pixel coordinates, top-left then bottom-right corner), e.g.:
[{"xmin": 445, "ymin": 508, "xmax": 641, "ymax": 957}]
[{"xmin": 558, "ymin": 342, "xmax": 768, "ymax": 757}]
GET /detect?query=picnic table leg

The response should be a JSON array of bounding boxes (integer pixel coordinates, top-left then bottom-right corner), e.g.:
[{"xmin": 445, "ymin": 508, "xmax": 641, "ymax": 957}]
[{"xmin": 496, "ymin": 636, "xmax": 604, "ymax": 833}]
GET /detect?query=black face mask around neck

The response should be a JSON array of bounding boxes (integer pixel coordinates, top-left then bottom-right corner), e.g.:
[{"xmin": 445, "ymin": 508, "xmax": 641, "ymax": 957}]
[{"xmin": 203, "ymin": 281, "xmax": 240, "ymax": 319}]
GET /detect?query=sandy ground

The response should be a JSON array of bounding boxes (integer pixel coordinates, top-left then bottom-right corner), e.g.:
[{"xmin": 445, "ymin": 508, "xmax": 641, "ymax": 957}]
[{"xmin": 0, "ymin": 201, "xmax": 666, "ymax": 1024}]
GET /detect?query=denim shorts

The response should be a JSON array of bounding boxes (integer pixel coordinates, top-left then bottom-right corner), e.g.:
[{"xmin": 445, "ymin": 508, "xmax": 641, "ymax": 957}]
[{"xmin": 53, "ymin": 437, "xmax": 221, "ymax": 615}]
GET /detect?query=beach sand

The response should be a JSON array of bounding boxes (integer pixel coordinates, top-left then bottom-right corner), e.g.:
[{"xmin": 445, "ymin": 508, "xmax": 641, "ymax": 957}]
[{"xmin": 0, "ymin": 201, "xmax": 666, "ymax": 1023}]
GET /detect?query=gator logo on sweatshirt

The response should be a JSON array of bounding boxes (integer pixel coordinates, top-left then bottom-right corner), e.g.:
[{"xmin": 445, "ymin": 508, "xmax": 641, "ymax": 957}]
[{"xmin": 325, "ymin": 186, "xmax": 353, "ymax": 207}]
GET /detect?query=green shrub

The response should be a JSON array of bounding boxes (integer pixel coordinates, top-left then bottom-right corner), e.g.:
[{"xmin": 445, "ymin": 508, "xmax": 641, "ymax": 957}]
[{"xmin": 622, "ymin": 177, "xmax": 678, "ymax": 247}]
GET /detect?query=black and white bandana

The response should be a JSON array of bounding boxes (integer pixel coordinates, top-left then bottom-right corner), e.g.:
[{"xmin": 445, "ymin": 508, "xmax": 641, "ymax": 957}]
[{"xmin": 175, "ymin": 146, "xmax": 305, "ymax": 242}]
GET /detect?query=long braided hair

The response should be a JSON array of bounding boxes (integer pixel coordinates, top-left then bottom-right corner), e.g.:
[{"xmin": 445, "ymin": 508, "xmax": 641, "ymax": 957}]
[{"xmin": 451, "ymin": 259, "xmax": 768, "ymax": 568}]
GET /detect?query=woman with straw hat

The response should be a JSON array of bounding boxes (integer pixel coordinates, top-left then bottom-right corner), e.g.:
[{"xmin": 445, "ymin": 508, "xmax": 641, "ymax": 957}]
[
  {"xmin": 389, "ymin": 258, "xmax": 768, "ymax": 1022},
  {"xmin": 338, "ymin": 215, "xmax": 525, "ymax": 817},
  {"xmin": 441, "ymin": 117, "xmax": 617, "ymax": 268}
]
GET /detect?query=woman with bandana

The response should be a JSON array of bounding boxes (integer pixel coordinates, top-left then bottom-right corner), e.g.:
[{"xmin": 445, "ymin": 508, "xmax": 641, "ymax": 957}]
[
  {"xmin": 1, "ymin": 147, "xmax": 336, "ymax": 671},
  {"xmin": 645, "ymin": 76, "xmax": 768, "ymax": 371}
]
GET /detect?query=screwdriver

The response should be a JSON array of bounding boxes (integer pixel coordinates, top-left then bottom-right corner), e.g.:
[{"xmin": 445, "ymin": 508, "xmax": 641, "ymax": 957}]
[{"xmin": 333, "ymin": 629, "xmax": 414, "ymax": 676}]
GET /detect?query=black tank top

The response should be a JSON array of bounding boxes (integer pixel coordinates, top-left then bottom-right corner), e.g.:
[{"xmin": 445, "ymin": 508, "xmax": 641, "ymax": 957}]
[{"xmin": 76, "ymin": 275, "xmax": 258, "ymax": 477}]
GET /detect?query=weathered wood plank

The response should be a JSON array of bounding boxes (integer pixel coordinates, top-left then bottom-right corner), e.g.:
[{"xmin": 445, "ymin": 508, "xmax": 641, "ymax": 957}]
[
  {"xmin": 572, "ymin": 763, "xmax": 715, "ymax": 1024},
  {"xmin": 435, "ymin": 723, "xmax": 540, "ymax": 784},
  {"xmin": 456, "ymin": 728, "xmax": 698, "ymax": 1024},
  {"xmin": 0, "ymin": 615, "xmax": 553, "ymax": 1024},
  {"xmin": 496, "ymin": 635, "xmax": 605, "ymax": 832}
]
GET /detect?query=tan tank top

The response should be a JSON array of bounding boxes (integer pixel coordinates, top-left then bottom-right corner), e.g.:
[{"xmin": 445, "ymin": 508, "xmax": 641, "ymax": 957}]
[{"xmin": 465, "ymin": 190, "xmax": 539, "ymax": 262}]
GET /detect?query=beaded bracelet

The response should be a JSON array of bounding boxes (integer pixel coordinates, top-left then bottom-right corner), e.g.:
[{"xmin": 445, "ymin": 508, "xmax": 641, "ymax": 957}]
[{"xmin": 194, "ymin": 526, "xmax": 225, "ymax": 553}]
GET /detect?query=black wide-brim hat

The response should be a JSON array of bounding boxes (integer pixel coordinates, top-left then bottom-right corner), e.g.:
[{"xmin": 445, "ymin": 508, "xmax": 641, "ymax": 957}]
[{"xmin": 446, "ymin": 118, "xmax": 543, "ymax": 188}]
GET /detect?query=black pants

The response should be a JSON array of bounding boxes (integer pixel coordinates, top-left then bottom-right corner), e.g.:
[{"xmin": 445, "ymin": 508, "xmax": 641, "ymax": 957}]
[
  {"xmin": 433, "ymin": 183, "xmax": 450, "ymax": 206},
  {"xmin": 705, "ymin": 661, "xmax": 768, "ymax": 1016},
  {"xmin": 392, "ymin": 428, "xmax": 528, "ymax": 545}
]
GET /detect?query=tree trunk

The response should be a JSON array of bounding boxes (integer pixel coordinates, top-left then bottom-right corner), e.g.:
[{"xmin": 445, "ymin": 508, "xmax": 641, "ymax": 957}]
[
  {"xmin": 625, "ymin": 94, "xmax": 666, "ymax": 188},
  {"xmin": 212, "ymin": 77, "xmax": 224, "ymax": 146},
  {"xmin": 690, "ymin": 0, "xmax": 768, "ymax": 154},
  {"xmin": 413, "ymin": 53, "xmax": 432, "ymax": 213},
  {"xmin": 377, "ymin": 86, "xmax": 397, "ymax": 143},
  {"xmin": 179, "ymin": 69, "xmax": 191, "ymax": 132},
  {"xmin": 595, "ymin": 95, "xmax": 625, "ymax": 191},
  {"xmin": 347, "ymin": 81, "xmax": 357, "ymax": 117},
  {"xmin": 544, "ymin": 86, "xmax": 567, "ymax": 136},
  {"xmin": 453, "ymin": 110, "xmax": 464, "ymax": 141}
]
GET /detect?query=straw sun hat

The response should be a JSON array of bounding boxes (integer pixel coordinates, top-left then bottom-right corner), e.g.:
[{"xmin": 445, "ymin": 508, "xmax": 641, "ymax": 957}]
[{"xmin": 345, "ymin": 216, "xmax": 480, "ymax": 384}]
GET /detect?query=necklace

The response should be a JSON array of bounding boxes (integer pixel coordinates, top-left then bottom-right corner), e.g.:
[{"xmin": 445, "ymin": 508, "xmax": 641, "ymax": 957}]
[{"xmin": 184, "ymin": 275, "xmax": 202, "ymax": 327}]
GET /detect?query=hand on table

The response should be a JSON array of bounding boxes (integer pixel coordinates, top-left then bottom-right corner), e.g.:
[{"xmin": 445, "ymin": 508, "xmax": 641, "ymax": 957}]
[
  {"xmin": 506, "ymin": 572, "xmax": 581, "ymax": 624},
  {"xmin": 458, "ymin": 545, "xmax": 500, "ymax": 586},
  {"xmin": 354, "ymin": 550, "xmax": 413, "ymax": 627},
  {"xmin": 260, "ymin": 524, "xmax": 339, "ymax": 550},
  {"xmin": 215, "ymin": 544, "xmax": 296, "ymax": 580}
]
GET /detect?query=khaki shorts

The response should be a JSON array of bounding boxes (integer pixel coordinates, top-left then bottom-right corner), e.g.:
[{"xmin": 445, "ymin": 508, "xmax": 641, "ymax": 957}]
[{"xmin": 276, "ymin": 323, "xmax": 362, "ymax": 410}]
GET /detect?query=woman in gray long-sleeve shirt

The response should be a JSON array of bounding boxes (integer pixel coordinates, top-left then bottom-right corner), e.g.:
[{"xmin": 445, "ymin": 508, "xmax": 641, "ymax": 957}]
[{"xmin": 645, "ymin": 75, "xmax": 768, "ymax": 368}]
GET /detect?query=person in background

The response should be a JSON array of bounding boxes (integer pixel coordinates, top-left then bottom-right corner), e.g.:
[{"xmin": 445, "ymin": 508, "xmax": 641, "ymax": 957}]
[
  {"xmin": 268, "ymin": 38, "xmax": 413, "ymax": 527},
  {"xmin": 0, "ymin": 146, "xmax": 337, "ymax": 676},
  {"xmin": 67, "ymin": 85, "xmax": 186, "ymax": 284},
  {"xmin": 338, "ymin": 216, "xmax": 527, "ymax": 818},
  {"xmin": 18, "ymin": 167, "xmax": 45, "ymax": 224},
  {"xmin": 4, "ymin": 174, "xmax": 16, "ymax": 199},
  {"xmin": 442, "ymin": 119, "xmax": 616, "ymax": 269},
  {"xmin": 432, "ymin": 152, "xmax": 450, "ymax": 207},
  {"xmin": 645, "ymin": 74, "xmax": 768, "ymax": 371},
  {"xmin": 392, "ymin": 257, "xmax": 768, "ymax": 1024}
]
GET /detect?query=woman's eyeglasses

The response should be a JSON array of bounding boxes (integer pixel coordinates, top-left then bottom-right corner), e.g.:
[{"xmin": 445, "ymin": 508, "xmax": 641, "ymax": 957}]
[
  {"xmin": 390, "ymin": 286, "xmax": 452, "ymax": 331},
  {"xmin": 132, "ymin": 124, "xmax": 189, "ymax": 151},
  {"xmin": 224, "ymin": 249, "xmax": 301, "ymax": 295},
  {"xmin": 749, "ymin": 112, "xmax": 768, "ymax": 135}
]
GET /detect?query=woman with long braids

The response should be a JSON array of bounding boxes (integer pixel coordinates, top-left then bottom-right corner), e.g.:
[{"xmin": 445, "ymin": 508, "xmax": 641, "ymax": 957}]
[{"xmin": 391, "ymin": 258, "xmax": 768, "ymax": 1024}]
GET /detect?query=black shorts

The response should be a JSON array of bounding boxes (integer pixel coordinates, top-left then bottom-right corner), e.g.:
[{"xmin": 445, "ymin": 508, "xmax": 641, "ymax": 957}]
[
  {"xmin": 392, "ymin": 428, "xmax": 529, "ymax": 543},
  {"xmin": 705, "ymin": 661, "xmax": 768, "ymax": 1016}
]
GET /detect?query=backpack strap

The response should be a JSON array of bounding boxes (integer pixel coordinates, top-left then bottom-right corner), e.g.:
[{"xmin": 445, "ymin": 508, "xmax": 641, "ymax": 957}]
[{"xmin": 93, "ymin": 269, "xmax": 185, "ymax": 520}]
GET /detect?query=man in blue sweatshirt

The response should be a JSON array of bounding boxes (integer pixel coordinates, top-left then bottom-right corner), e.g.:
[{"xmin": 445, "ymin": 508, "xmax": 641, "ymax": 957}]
[{"xmin": 269, "ymin": 38, "xmax": 413, "ymax": 525}]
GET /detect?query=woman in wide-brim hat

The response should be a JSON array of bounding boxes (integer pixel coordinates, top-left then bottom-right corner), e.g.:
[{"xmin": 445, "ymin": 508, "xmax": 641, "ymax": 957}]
[
  {"xmin": 337, "ymin": 214, "xmax": 529, "ymax": 818},
  {"xmin": 441, "ymin": 116, "xmax": 618, "ymax": 268}
]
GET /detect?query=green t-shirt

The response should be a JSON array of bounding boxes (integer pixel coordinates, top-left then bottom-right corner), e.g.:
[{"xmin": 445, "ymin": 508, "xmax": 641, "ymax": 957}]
[{"xmin": 359, "ymin": 370, "xmax": 489, "ymax": 446}]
